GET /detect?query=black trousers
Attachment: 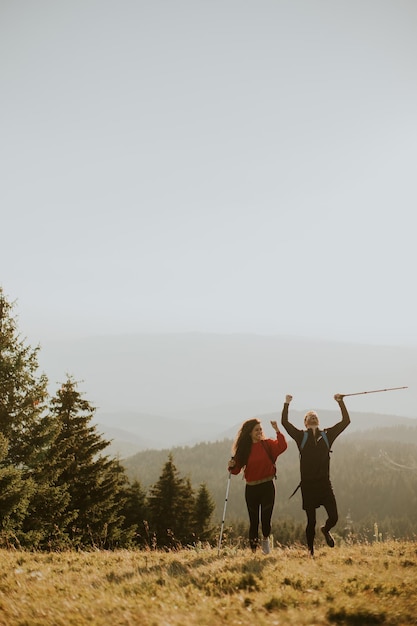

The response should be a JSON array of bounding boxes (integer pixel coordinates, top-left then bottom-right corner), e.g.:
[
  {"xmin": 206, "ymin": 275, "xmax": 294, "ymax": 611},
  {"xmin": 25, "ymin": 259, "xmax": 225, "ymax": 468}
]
[
  {"xmin": 245, "ymin": 480, "xmax": 275, "ymax": 550},
  {"xmin": 302, "ymin": 481, "xmax": 338, "ymax": 551}
]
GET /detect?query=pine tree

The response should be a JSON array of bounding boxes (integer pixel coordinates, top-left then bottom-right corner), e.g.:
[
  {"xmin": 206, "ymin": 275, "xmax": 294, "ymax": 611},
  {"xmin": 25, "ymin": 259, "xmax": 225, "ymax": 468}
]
[
  {"xmin": 147, "ymin": 454, "xmax": 196, "ymax": 548},
  {"xmin": 47, "ymin": 376, "xmax": 132, "ymax": 548},
  {"xmin": 120, "ymin": 479, "xmax": 149, "ymax": 546},
  {"xmin": 0, "ymin": 288, "xmax": 57, "ymax": 545},
  {"xmin": 0, "ymin": 288, "xmax": 50, "ymax": 469},
  {"xmin": 176, "ymin": 476, "xmax": 196, "ymax": 546},
  {"xmin": 193, "ymin": 483, "xmax": 215, "ymax": 542},
  {"xmin": 0, "ymin": 431, "xmax": 33, "ymax": 545}
]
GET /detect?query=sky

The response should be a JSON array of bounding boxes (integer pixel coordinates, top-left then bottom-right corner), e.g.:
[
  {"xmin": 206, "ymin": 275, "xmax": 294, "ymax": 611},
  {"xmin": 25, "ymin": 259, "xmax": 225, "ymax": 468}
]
[{"xmin": 2, "ymin": 0, "xmax": 417, "ymax": 348}]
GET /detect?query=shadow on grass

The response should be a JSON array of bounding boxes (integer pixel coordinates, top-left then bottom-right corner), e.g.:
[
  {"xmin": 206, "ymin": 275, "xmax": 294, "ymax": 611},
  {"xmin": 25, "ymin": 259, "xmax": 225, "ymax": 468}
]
[{"xmin": 327, "ymin": 607, "xmax": 386, "ymax": 625}]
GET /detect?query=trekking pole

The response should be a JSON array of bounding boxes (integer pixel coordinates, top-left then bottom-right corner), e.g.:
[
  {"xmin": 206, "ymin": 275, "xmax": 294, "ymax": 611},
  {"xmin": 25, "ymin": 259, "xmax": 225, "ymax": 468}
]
[
  {"xmin": 217, "ymin": 469, "xmax": 232, "ymax": 556},
  {"xmin": 342, "ymin": 386, "xmax": 408, "ymax": 397}
]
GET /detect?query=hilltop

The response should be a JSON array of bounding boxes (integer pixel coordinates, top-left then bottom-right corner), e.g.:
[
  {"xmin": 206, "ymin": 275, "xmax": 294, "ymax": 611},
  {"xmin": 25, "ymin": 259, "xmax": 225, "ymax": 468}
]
[{"xmin": 0, "ymin": 541, "xmax": 416, "ymax": 625}]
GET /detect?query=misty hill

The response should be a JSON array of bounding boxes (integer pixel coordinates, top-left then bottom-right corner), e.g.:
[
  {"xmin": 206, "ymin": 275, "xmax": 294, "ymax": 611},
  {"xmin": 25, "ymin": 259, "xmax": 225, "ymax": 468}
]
[
  {"xmin": 95, "ymin": 410, "xmax": 223, "ymax": 457},
  {"xmin": 122, "ymin": 424, "xmax": 417, "ymax": 490},
  {"xmin": 37, "ymin": 333, "xmax": 416, "ymax": 427},
  {"xmin": 96, "ymin": 407, "xmax": 417, "ymax": 458},
  {"xmin": 215, "ymin": 409, "xmax": 416, "ymax": 441}
]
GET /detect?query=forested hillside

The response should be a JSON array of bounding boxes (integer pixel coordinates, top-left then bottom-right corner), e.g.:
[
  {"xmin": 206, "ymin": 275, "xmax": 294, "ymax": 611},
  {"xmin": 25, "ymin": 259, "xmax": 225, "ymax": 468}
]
[
  {"xmin": 98, "ymin": 409, "xmax": 417, "ymax": 458},
  {"xmin": 123, "ymin": 426, "xmax": 417, "ymax": 540}
]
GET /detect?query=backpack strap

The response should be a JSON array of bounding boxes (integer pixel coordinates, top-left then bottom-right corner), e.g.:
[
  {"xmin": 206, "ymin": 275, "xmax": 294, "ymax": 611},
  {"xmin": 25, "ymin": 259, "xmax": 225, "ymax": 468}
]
[
  {"xmin": 261, "ymin": 441, "xmax": 277, "ymax": 479},
  {"xmin": 300, "ymin": 430, "xmax": 330, "ymax": 450},
  {"xmin": 300, "ymin": 430, "xmax": 309, "ymax": 450},
  {"xmin": 321, "ymin": 431, "xmax": 330, "ymax": 449},
  {"xmin": 289, "ymin": 481, "xmax": 301, "ymax": 499}
]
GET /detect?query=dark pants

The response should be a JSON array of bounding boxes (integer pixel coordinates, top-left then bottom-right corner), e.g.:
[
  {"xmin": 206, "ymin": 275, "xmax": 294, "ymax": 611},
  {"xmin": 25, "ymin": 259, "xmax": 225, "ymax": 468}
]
[
  {"xmin": 245, "ymin": 480, "xmax": 275, "ymax": 551},
  {"xmin": 303, "ymin": 483, "xmax": 338, "ymax": 551}
]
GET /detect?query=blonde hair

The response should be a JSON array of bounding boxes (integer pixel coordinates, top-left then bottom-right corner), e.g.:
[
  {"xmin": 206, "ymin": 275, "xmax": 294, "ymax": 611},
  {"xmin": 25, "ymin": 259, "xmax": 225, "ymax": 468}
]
[{"xmin": 304, "ymin": 410, "xmax": 319, "ymax": 426}]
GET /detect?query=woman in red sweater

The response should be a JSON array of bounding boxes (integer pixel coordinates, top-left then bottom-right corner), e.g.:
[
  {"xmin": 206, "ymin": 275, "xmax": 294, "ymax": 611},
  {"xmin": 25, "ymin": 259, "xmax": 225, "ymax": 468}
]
[{"xmin": 227, "ymin": 417, "xmax": 287, "ymax": 554}]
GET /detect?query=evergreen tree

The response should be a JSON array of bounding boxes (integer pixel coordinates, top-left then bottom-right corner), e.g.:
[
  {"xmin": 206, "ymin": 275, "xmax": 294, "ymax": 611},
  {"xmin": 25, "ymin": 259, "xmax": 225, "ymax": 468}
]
[
  {"xmin": 47, "ymin": 376, "xmax": 132, "ymax": 548},
  {"xmin": 0, "ymin": 431, "xmax": 33, "ymax": 545},
  {"xmin": 0, "ymin": 288, "xmax": 51, "ymax": 469},
  {"xmin": 193, "ymin": 483, "xmax": 215, "ymax": 542},
  {"xmin": 176, "ymin": 477, "xmax": 196, "ymax": 546},
  {"xmin": 0, "ymin": 288, "xmax": 58, "ymax": 545},
  {"xmin": 147, "ymin": 454, "xmax": 196, "ymax": 548},
  {"xmin": 120, "ymin": 479, "xmax": 149, "ymax": 546}
]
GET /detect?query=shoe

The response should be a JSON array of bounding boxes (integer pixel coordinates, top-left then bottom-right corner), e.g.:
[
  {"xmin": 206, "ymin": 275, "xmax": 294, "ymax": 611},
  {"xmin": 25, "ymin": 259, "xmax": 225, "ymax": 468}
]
[
  {"xmin": 261, "ymin": 537, "xmax": 270, "ymax": 555},
  {"xmin": 308, "ymin": 545, "xmax": 314, "ymax": 557},
  {"xmin": 321, "ymin": 526, "xmax": 335, "ymax": 547}
]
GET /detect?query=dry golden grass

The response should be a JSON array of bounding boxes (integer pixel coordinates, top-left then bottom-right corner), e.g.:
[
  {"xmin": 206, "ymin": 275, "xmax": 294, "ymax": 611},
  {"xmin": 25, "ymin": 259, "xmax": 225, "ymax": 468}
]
[{"xmin": 0, "ymin": 540, "xmax": 416, "ymax": 625}]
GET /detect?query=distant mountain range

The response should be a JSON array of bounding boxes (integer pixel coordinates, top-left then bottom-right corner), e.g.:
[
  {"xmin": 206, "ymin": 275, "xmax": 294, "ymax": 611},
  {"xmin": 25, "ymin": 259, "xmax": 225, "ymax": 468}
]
[
  {"xmin": 95, "ymin": 408, "xmax": 417, "ymax": 458},
  {"xmin": 33, "ymin": 331, "xmax": 416, "ymax": 456},
  {"xmin": 94, "ymin": 411, "xmax": 224, "ymax": 457}
]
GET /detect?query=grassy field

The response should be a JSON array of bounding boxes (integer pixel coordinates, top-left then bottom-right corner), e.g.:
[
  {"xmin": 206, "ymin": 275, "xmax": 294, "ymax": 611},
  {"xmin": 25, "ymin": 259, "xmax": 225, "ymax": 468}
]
[{"xmin": 0, "ymin": 540, "xmax": 416, "ymax": 625}]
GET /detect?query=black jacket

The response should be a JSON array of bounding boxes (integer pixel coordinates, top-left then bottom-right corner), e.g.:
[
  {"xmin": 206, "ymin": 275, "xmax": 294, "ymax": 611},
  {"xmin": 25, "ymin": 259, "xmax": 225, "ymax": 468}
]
[{"xmin": 281, "ymin": 401, "xmax": 350, "ymax": 484}]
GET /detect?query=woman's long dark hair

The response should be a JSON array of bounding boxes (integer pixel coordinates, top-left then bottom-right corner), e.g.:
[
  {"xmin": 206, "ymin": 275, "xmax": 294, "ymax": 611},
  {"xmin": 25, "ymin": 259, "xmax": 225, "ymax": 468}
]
[{"xmin": 232, "ymin": 418, "xmax": 260, "ymax": 467}]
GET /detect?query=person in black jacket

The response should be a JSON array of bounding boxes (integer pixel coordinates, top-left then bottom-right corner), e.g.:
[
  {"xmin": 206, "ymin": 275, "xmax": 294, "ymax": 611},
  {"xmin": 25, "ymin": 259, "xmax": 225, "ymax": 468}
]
[{"xmin": 281, "ymin": 393, "xmax": 350, "ymax": 556}]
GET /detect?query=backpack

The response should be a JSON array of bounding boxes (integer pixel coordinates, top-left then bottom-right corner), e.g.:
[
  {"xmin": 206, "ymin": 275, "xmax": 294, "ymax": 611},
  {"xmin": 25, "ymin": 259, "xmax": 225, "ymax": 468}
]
[
  {"xmin": 289, "ymin": 430, "xmax": 331, "ymax": 499},
  {"xmin": 300, "ymin": 430, "xmax": 330, "ymax": 451}
]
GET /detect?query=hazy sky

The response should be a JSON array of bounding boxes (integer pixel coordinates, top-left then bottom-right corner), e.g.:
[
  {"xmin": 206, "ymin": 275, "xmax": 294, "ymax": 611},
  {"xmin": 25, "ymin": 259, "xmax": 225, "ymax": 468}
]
[{"xmin": 2, "ymin": 1, "xmax": 417, "ymax": 347}]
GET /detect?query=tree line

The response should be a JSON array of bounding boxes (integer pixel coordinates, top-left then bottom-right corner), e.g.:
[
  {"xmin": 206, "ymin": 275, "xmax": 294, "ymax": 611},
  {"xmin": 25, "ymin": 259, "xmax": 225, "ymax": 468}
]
[
  {"xmin": 124, "ymin": 428, "xmax": 417, "ymax": 544},
  {"xmin": 0, "ymin": 289, "xmax": 214, "ymax": 550}
]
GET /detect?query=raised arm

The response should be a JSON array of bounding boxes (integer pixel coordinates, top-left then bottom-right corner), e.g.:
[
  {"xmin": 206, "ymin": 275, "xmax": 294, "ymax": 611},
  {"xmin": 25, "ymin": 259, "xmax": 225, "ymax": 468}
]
[
  {"xmin": 281, "ymin": 394, "xmax": 302, "ymax": 442},
  {"xmin": 326, "ymin": 393, "xmax": 351, "ymax": 443},
  {"xmin": 334, "ymin": 393, "xmax": 350, "ymax": 427}
]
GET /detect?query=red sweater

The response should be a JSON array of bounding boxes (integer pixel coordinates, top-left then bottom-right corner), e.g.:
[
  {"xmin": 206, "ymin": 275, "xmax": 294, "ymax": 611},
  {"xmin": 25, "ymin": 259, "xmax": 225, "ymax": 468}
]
[{"xmin": 230, "ymin": 432, "xmax": 287, "ymax": 483}]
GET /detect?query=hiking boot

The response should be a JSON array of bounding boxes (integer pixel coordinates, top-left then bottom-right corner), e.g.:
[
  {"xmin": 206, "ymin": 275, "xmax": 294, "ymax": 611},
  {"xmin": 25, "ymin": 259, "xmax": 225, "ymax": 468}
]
[
  {"xmin": 321, "ymin": 526, "xmax": 335, "ymax": 547},
  {"xmin": 261, "ymin": 537, "xmax": 270, "ymax": 555}
]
